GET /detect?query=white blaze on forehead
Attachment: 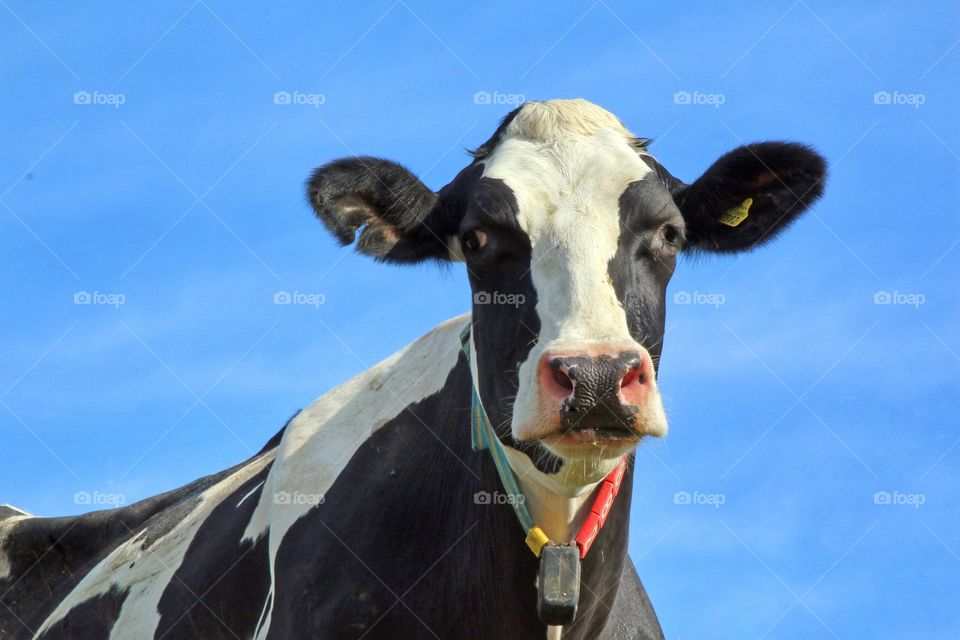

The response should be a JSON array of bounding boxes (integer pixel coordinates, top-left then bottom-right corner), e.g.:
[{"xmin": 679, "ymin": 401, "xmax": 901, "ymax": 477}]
[
  {"xmin": 481, "ymin": 99, "xmax": 653, "ymax": 346},
  {"xmin": 480, "ymin": 99, "xmax": 665, "ymax": 452}
]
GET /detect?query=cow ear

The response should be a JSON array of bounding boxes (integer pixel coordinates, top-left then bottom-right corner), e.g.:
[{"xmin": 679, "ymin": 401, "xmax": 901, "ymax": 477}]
[
  {"xmin": 306, "ymin": 156, "xmax": 451, "ymax": 263},
  {"xmin": 675, "ymin": 142, "xmax": 827, "ymax": 254}
]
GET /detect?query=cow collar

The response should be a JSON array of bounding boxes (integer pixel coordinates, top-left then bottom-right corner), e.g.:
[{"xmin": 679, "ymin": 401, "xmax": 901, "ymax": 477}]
[{"xmin": 460, "ymin": 325, "xmax": 627, "ymax": 625}]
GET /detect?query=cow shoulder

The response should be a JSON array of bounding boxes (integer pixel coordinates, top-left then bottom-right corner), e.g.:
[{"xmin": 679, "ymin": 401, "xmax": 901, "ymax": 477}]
[{"xmin": 604, "ymin": 559, "xmax": 664, "ymax": 640}]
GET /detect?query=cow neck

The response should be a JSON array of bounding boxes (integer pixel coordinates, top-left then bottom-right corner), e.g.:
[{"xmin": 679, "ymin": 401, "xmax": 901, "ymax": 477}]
[
  {"xmin": 500, "ymin": 445, "xmax": 599, "ymax": 544},
  {"xmin": 460, "ymin": 325, "xmax": 627, "ymax": 559}
]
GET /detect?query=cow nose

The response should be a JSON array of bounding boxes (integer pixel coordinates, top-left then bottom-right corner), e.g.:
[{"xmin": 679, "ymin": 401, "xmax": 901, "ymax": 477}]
[{"xmin": 540, "ymin": 351, "xmax": 652, "ymax": 430}]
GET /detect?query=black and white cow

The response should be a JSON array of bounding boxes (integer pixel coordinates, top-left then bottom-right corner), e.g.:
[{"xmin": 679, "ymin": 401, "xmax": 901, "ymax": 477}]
[{"xmin": 0, "ymin": 99, "xmax": 826, "ymax": 639}]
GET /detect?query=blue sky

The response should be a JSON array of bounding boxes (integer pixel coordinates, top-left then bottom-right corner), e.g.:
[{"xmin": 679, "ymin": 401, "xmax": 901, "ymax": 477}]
[{"xmin": 1, "ymin": 1, "xmax": 958, "ymax": 637}]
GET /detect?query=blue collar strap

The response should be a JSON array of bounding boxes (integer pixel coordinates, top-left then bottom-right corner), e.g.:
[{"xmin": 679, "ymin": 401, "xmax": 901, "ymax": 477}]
[{"xmin": 460, "ymin": 325, "xmax": 549, "ymax": 556}]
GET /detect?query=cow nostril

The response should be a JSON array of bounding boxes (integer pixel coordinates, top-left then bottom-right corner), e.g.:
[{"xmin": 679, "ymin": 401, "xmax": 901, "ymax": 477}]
[
  {"xmin": 551, "ymin": 367, "xmax": 574, "ymax": 391},
  {"xmin": 620, "ymin": 367, "xmax": 645, "ymax": 389}
]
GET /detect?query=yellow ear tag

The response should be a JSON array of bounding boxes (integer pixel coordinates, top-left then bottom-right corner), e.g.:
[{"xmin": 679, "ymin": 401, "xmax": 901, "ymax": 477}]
[{"xmin": 719, "ymin": 197, "xmax": 753, "ymax": 227}]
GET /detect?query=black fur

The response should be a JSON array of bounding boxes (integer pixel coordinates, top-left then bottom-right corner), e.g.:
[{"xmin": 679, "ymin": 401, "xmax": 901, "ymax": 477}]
[
  {"xmin": 306, "ymin": 157, "xmax": 449, "ymax": 263},
  {"xmin": 154, "ymin": 462, "xmax": 274, "ymax": 638},
  {"xmin": 468, "ymin": 106, "xmax": 524, "ymax": 160},
  {"xmin": 673, "ymin": 142, "xmax": 827, "ymax": 253},
  {"xmin": 1, "ymin": 456, "xmax": 270, "ymax": 638},
  {"xmin": 30, "ymin": 585, "xmax": 130, "ymax": 639}
]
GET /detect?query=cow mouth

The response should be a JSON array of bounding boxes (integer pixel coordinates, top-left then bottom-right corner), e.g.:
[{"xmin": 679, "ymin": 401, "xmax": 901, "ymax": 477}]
[{"xmin": 549, "ymin": 424, "xmax": 640, "ymax": 444}]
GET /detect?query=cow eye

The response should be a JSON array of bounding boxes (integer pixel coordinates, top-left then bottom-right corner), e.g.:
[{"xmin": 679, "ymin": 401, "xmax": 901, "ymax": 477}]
[
  {"xmin": 660, "ymin": 224, "xmax": 683, "ymax": 247},
  {"xmin": 461, "ymin": 229, "xmax": 489, "ymax": 253}
]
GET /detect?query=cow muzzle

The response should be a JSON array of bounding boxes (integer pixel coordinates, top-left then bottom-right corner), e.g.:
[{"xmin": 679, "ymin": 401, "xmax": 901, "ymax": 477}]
[{"xmin": 538, "ymin": 349, "xmax": 655, "ymax": 443}]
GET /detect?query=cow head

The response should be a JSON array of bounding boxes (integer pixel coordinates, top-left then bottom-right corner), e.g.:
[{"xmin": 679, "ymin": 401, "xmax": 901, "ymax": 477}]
[{"xmin": 307, "ymin": 99, "xmax": 826, "ymax": 489}]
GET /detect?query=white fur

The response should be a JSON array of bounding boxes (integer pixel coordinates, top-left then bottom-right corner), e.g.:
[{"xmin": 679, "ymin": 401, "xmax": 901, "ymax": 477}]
[
  {"xmin": 0, "ymin": 504, "xmax": 31, "ymax": 516},
  {"xmin": 237, "ymin": 480, "xmax": 265, "ymax": 508},
  {"xmin": 32, "ymin": 452, "xmax": 274, "ymax": 640},
  {"xmin": 251, "ymin": 313, "xmax": 469, "ymax": 639},
  {"xmin": 0, "ymin": 509, "xmax": 32, "ymax": 581}
]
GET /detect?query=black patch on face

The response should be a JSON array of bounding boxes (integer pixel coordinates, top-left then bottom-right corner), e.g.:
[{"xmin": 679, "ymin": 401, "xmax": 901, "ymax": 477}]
[
  {"xmin": 608, "ymin": 179, "xmax": 684, "ymax": 365},
  {"xmin": 460, "ymin": 177, "xmax": 564, "ymax": 475},
  {"xmin": 640, "ymin": 153, "xmax": 685, "ymax": 197}
]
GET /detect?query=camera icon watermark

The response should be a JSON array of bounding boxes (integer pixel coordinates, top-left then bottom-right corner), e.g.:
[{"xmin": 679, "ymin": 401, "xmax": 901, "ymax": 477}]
[
  {"xmin": 273, "ymin": 90, "xmax": 326, "ymax": 108},
  {"xmin": 473, "ymin": 90, "xmax": 525, "ymax": 106},
  {"xmin": 873, "ymin": 290, "xmax": 925, "ymax": 308},
  {"xmin": 673, "ymin": 290, "xmax": 725, "ymax": 308},
  {"xmin": 73, "ymin": 491, "xmax": 126, "ymax": 507},
  {"xmin": 473, "ymin": 290, "xmax": 525, "ymax": 308},
  {"xmin": 673, "ymin": 490, "xmax": 725, "ymax": 508},
  {"xmin": 73, "ymin": 291, "xmax": 126, "ymax": 308},
  {"xmin": 873, "ymin": 90, "xmax": 925, "ymax": 108},
  {"xmin": 673, "ymin": 90, "xmax": 725, "ymax": 108},
  {"xmin": 474, "ymin": 490, "xmax": 525, "ymax": 506},
  {"xmin": 873, "ymin": 490, "xmax": 925, "ymax": 508},
  {"xmin": 73, "ymin": 90, "xmax": 126, "ymax": 108},
  {"xmin": 274, "ymin": 290, "xmax": 326, "ymax": 308},
  {"xmin": 273, "ymin": 491, "xmax": 325, "ymax": 506}
]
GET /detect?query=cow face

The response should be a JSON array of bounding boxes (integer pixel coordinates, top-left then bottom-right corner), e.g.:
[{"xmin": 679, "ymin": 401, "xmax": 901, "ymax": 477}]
[{"xmin": 307, "ymin": 99, "xmax": 826, "ymax": 486}]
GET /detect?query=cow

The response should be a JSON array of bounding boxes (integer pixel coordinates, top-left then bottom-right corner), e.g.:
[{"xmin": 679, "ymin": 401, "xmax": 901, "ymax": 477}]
[{"xmin": 0, "ymin": 98, "xmax": 826, "ymax": 639}]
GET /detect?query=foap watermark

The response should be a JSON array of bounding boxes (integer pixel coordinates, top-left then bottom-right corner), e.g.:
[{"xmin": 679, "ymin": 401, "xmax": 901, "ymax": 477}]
[
  {"xmin": 873, "ymin": 490, "xmax": 925, "ymax": 509},
  {"xmin": 474, "ymin": 90, "xmax": 525, "ymax": 106},
  {"xmin": 273, "ymin": 491, "xmax": 325, "ymax": 506},
  {"xmin": 673, "ymin": 491, "xmax": 725, "ymax": 509},
  {"xmin": 673, "ymin": 291, "xmax": 726, "ymax": 308},
  {"xmin": 873, "ymin": 290, "xmax": 925, "ymax": 308},
  {"xmin": 73, "ymin": 90, "xmax": 126, "ymax": 108},
  {"xmin": 673, "ymin": 90, "xmax": 725, "ymax": 108},
  {"xmin": 474, "ymin": 491, "xmax": 525, "ymax": 506},
  {"xmin": 274, "ymin": 290, "xmax": 326, "ymax": 308},
  {"xmin": 74, "ymin": 291, "xmax": 126, "ymax": 308},
  {"xmin": 473, "ymin": 291, "xmax": 525, "ymax": 308},
  {"xmin": 74, "ymin": 491, "xmax": 126, "ymax": 507},
  {"xmin": 873, "ymin": 91, "xmax": 925, "ymax": 108},
  {"xmin": 274, "ymin": 90, "xmax": 326, "ymax": 108}
]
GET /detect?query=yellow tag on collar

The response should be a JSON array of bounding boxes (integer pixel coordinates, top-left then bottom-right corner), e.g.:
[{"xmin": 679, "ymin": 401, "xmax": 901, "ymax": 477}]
[
  {"xmin": 719, "ymin": 198, "xmax": 752, "ymax": 227},
  {"xmin": 526, "ymin": 526, "xmax": 550, "ymax": 557}
]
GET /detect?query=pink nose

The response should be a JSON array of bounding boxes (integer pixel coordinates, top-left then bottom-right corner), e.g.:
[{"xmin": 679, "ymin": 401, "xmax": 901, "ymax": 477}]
[{"xmin": 538, "ymin": 350, "xmax": 653, "ymax": 428}]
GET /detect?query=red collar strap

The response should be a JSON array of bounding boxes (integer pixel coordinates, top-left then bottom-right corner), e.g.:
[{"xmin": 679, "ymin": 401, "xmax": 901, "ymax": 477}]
[{"xmin": 574, "ymin": 457, "xmax": 628, "ymax": 559}]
